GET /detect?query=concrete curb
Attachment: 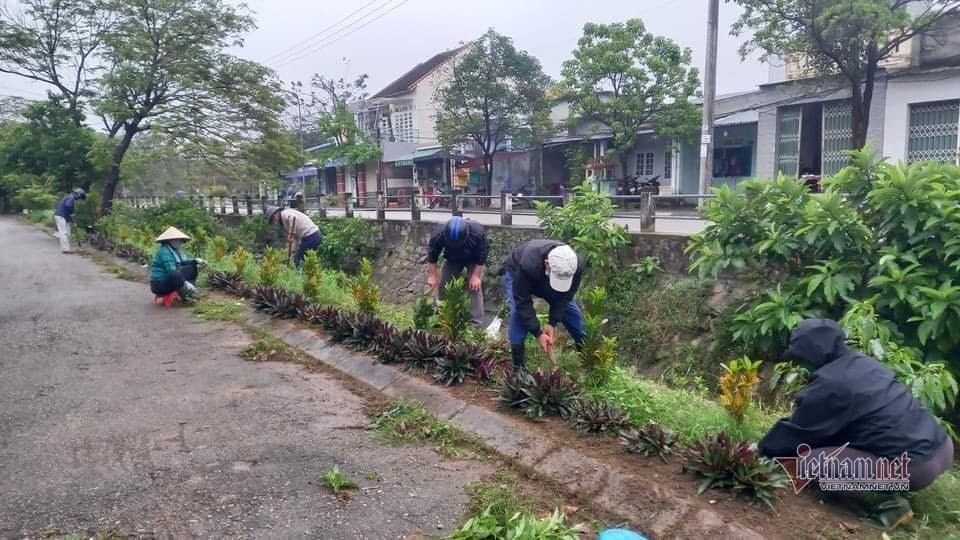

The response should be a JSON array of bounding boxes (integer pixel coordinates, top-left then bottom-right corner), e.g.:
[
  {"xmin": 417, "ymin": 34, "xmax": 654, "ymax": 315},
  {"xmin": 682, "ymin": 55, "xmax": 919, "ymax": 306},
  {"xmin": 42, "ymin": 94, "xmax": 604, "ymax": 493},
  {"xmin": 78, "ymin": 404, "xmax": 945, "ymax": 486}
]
[{"xmin": 255, "ymin": 316, "xmax": 766, "ymax": 540}]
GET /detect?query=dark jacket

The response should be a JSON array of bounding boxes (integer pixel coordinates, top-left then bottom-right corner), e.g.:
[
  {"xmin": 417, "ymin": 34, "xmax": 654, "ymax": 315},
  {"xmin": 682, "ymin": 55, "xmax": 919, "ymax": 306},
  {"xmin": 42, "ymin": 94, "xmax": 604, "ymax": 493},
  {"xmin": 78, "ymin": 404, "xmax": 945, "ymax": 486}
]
[
  {"xmin": 503, "ymin": 239, "xmax": 584, "ymax": 337},
  {"xmin": 54, "ymin": 194, "xmax": 77, "ymax": 221},
  {"xmin": 427, "ymin": 220, "xmax": 489, "ymax": 266},
  {"xmin": 759, "ymin": 319, "xmax": 948, "ymax": 461}
]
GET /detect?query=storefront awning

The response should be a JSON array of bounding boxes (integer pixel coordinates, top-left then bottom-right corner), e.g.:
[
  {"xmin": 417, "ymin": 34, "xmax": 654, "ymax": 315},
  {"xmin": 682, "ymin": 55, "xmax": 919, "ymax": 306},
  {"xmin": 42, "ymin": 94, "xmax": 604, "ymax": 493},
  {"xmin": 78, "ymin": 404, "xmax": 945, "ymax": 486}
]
[
  {"xmin": 393, "ymin": 147, "xmax": 445, "ymax": 167},
  {"xmin": 715, "ymin": 110, "xmax": 759, "ymax": 126}
]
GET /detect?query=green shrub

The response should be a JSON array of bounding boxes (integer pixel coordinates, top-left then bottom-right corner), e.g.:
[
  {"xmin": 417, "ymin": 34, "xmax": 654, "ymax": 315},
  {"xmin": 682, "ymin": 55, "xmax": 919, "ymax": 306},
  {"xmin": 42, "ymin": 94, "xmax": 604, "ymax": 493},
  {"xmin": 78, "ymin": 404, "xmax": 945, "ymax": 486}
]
[
  {"xmin": 579, "ymin": 286, "xmax": 617, "ymax": 386},
  {"xmin": 315, "ymin": 217, "xmax": 380, "ymax": 271},
  {"xmin": 535, "ymin": 184, "xmax": 629, "ymax": 273},
  {"xmin": 301, "ymin": 250, "xmax": 324, "ymax": 302},
  {"xmin": 14, "ymin": 185, "xmax": 58, "ymax": 211},
  {"xmin": 412, "ymin": 296, "xmax": 436, "ymax": 331},
  {"xmin": 687, "ymin": 152, "xmax": 960, "ymax": 388}
]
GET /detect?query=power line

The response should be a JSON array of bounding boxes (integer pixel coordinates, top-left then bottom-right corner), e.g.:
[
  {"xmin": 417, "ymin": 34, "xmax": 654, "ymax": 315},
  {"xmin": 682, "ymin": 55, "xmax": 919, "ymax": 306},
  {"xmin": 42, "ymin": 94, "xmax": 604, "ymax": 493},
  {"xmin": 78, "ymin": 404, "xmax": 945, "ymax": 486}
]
[
  {"xmin": 261, "ymin": 0, "xmax": 386, "ymax": 64},
  {"xmin": 274, "ymin": 0, "xmax": 413, "ymax": 68}
]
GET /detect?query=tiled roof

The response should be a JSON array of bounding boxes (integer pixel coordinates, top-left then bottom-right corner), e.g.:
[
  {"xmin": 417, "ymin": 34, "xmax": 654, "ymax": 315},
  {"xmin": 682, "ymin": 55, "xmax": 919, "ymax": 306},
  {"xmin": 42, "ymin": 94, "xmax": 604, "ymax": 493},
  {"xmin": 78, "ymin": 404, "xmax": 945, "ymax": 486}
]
[{"xmin": 371, "ymin": 44, "xmax": 468, "ymax": 99}]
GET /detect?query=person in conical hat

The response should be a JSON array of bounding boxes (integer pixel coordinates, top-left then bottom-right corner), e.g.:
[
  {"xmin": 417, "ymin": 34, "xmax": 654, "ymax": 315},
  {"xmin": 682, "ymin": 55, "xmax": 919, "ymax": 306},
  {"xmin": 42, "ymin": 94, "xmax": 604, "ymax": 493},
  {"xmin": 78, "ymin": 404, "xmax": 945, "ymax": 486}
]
[{"xmin": 149, "ymin": 226, "xmax": 207, "ymax": 297}]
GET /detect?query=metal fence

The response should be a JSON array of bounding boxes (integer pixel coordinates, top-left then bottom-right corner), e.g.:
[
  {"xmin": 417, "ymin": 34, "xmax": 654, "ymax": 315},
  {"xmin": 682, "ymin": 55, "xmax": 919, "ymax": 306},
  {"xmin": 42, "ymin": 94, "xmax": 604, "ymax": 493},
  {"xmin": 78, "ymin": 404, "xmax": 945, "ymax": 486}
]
[{"xmin": 115, "ymin": 189, "xmax": 714, "ymax": 233}]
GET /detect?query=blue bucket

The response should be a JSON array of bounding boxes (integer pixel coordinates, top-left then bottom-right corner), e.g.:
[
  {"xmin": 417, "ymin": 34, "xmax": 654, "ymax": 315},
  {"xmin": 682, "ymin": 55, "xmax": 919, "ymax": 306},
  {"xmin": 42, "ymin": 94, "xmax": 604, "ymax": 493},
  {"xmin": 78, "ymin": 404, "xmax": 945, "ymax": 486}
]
[{"xmin": 598, "ymin": 529, "xmax": 648, "ymax": 540}]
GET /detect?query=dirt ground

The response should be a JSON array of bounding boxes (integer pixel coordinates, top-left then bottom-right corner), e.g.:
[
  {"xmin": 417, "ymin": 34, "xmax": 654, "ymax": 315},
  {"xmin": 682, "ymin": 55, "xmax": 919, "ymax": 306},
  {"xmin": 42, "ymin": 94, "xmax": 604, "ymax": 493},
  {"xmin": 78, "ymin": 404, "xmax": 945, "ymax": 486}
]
[{"xmin": 0, "ymin": 218, "xmax": 498, "ymax": 538}]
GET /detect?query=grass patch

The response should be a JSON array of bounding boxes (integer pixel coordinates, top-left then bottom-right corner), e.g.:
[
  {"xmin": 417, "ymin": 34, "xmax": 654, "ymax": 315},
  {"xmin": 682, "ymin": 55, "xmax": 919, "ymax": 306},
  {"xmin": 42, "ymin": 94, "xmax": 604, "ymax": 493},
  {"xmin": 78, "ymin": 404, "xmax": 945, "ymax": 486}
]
[
  {"xmin": 239, "ymin": 334, "xmax": 305, "ymax": 364},
  {"xmin": 898, "ymin": 466, "xmax": 960, "ymax": 538},
  {"xmin": 102, "ymin": 262, "xmax": 139, "ymax": 282},
  {"xmin": 319, "ymin": 465, "xmax": 357, "ymax": 495},
  {"xmin": 370, "ymin": 400, "xmax": 476, "ymax": 458},
  {"xmin": 192, "ymin": 298, "xmax": 246, "ymax": 323},
  {"xmin": 462, "ymin": 472, "xmax": 536, "ymax": 525},
  {"xmin": 585, "ymin": 367, "xmax": 782, "ymax": 444}
]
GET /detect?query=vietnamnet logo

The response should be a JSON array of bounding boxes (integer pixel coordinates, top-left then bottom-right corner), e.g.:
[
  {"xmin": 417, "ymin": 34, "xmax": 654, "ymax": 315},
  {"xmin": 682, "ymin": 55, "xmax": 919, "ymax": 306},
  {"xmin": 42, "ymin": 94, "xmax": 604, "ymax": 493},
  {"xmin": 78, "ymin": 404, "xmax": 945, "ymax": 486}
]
[{"xmin": 773, "ymin": 443, "xmax": 911, "ymax": 494}]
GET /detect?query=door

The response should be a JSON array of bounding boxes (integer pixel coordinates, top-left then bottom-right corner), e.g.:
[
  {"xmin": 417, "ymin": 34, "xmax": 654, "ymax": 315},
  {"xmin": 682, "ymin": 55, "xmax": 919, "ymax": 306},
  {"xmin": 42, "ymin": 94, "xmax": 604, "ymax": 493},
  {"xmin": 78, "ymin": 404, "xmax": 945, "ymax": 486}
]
[
  {"xmin": 822, "ymin": 101, "xmax": 853, "ymax": 176},
  {"xmin": 776, "ymin": 106, "xmax": 802, "ymax": 177}
]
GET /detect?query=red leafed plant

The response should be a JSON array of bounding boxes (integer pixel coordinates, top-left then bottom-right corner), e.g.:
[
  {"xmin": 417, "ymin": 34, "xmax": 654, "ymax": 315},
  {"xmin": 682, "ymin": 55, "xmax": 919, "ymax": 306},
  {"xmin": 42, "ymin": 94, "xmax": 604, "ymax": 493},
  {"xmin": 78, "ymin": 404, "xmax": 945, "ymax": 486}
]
[{"xmin": 681, "ymin": 432, "xmax": 790, "ymax": 510}]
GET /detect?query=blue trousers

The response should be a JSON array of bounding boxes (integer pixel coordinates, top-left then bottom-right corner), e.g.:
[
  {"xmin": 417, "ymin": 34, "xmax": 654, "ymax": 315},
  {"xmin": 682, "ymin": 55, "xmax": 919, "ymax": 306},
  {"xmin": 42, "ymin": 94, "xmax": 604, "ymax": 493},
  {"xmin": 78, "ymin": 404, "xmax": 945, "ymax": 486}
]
[
  {"xmin": 293, "ymin": 230, "xmax": 323, "ymax": 267},
  {"xmin": 504, "ymin": 271, "xmax": 586, "ymax": 346}
]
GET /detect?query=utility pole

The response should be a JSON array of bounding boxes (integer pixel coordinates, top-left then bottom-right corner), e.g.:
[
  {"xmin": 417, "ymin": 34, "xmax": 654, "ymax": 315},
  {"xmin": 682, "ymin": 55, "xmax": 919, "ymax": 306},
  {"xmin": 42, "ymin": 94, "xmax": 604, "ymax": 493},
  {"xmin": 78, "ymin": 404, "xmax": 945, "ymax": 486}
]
[
  {"xmin": 296, "ymin": 94, "xmax": 306, "ymax": 199},
  {"xmin": 698, "ymin": 0, "xmax": 720, "ymax": 197}
]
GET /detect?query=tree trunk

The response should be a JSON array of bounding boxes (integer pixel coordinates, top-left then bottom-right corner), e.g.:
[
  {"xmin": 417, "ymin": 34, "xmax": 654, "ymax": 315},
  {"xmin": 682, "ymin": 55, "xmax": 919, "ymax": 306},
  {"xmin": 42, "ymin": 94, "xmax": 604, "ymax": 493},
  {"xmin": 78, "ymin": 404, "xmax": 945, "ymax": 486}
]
[
  {"xmin": 100, "ymin": 126, "xmax": 138, "ymax": 215},
  {"xmin": 483, "ymin": 155, "xmax": 494, "ymax": 196}
]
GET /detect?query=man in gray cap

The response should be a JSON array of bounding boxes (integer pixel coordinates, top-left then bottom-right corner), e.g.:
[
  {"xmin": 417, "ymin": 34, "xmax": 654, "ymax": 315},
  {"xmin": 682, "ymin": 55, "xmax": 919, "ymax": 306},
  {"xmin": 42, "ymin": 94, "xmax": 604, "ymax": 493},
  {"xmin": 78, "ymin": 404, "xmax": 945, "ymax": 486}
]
[{"xmin": 265, "ymin": 205, "xmax": 322, "ymax": 267}]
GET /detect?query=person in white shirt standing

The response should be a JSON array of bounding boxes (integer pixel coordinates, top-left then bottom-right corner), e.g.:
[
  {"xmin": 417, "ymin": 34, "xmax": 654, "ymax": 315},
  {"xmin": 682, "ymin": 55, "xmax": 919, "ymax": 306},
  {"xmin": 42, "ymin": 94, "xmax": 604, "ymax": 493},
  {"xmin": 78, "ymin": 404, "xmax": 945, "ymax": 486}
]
[{"xmin": 265, "ymin": 205, "xmax": 323, "ymax": 267}]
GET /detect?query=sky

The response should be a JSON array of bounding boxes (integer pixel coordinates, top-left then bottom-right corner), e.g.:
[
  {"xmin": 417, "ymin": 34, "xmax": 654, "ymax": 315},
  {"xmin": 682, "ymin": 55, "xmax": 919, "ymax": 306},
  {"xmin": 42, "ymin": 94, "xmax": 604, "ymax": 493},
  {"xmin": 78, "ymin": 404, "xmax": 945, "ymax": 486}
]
[{"xmin": 0, "ymin": 0, "xmax": 772, "ymax": 104}]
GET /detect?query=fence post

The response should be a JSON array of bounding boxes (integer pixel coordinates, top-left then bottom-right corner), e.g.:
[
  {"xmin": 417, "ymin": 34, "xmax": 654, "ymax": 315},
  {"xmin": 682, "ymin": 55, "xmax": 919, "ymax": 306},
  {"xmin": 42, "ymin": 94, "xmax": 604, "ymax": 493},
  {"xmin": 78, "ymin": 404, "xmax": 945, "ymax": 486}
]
[
  {"xmin": 639, "ymin": 192, "xmax": 656, "ymax": 233},
  {"xmin": 318, "ymin": 194, "xmax": 327, "ymax": 218},
  {"xmin": 376, "ymin": 191, "xmax": 386, "ymax": 221},
  {"xmin": 500, "ymin": 191, "xmax": 513, "ymax": 226},
  {"xmin": 451, "ymin": 189, "xmax": 463, "ymax": 217},
  {"xmin": 231, "ymin": 196, "xmax": 239, "ymax": 215},
  {"xmin": 410, "ymin": 188, "xmax": 421, "ymax": 221},
  {"xmin": 188, "ymin": 195, "xmax": 195, "ymax": 205},
  {"xmin": 219, "ymin": 197, "xmax": 226, "ymax": 215},
  {"xmin": 198, "ymin": 195, "xmax": 206, "ymax": 210},
  {"xmin": 259, "ymin": 196, "xmax": 267, "ymax": 214},
  {"xmin": 344, "ymin": 193, "xmax": 354, "ymax": 218},
  {"xmin": 295, "ymin": 193, "xmax": 304, "ymax": 212},
  {"xmin": 245, "ymin": 195, "xmax": 253, "ymax": 216},
  {"xmin": 562, "ymin": 189, "xmax": 574, "ymax": 207}
]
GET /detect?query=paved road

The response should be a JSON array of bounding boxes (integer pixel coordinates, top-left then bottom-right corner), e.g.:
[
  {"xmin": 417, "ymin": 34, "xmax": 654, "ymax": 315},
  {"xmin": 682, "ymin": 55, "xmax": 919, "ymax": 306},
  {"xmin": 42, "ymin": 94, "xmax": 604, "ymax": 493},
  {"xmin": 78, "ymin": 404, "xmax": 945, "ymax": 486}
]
[{"xmin": 0, "ymin": 218, "xmax": 491, "ymax": 538}]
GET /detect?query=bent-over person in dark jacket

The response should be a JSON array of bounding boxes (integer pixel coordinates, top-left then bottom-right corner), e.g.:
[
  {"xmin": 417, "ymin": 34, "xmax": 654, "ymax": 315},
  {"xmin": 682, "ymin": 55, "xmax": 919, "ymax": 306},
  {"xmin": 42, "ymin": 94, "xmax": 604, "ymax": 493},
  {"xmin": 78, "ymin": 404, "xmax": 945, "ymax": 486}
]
[
  {"xmin": 760, "ymin": 319, "xmax": 953, "ymax": 529},
  {"xmin": 426, "ymin": 217, "xmax": 489, "ymax": 325},
  {"xmin": 502, "ymin": 239, "xmax": 585, "ymax": 369}
]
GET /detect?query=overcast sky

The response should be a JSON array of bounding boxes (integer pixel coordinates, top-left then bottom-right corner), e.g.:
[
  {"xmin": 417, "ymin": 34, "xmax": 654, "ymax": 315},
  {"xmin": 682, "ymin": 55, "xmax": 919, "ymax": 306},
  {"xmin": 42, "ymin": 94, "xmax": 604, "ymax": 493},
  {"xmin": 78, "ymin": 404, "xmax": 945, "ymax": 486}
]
[{"xmin": 0, "ymin": 0, "xmax": 772, "ymax": 103}]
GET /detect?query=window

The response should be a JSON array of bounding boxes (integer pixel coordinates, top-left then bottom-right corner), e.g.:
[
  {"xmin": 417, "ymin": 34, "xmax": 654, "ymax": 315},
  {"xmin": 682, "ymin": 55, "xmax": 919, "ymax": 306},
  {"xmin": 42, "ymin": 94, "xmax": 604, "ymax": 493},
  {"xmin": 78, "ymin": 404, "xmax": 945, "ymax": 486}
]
[
  {"xmin": 908, "ymin": 100, "xmax": 959, "ymax": 164},
  {"xmin": 636, "ymin": 152, "xmax": 654, "ymax": 176},
  {"xmin": 390, "ymin": 103, "xmax": 415, "ymax": 142},
  {"xmin": 664, "ymin": 151, "xmax": 672, "ymax": 179}
]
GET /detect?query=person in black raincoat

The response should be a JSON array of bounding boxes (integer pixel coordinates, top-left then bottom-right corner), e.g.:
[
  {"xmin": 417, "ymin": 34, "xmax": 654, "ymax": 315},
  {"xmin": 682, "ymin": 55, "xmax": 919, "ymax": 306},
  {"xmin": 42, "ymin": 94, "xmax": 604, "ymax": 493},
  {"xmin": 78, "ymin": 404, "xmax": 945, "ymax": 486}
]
[{"xmin": 759, "ymin": 319, "xmax": 953, "ymax": 529}]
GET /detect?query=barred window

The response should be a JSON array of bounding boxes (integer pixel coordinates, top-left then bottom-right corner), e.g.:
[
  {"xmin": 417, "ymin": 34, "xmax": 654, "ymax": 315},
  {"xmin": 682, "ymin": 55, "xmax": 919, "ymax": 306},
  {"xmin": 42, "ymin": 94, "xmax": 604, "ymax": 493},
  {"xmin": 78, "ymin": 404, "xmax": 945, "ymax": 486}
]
[
  {"xmin": 664, "ymin": 151, "xmax": 672, "ymax": 179},
  {"xmin": 908, "ymin": 100, "xmax": 959, "ymax": 164},
  {"xmin": 636, "ymin": 152, "xmax": 654, "ymax": 175}
]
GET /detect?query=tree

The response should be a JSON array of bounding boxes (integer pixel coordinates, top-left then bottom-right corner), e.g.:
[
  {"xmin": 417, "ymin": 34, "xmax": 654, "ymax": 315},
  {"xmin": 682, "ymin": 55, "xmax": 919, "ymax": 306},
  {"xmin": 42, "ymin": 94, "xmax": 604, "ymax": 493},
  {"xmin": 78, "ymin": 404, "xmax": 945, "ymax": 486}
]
[
  {"xmin": 731, "ymin": 0, "xmax": 960, "ymax": 149},
  {"xmin": 0, "ymin": 0, "xmax": 113, "ymax": 124},
  {"xmin": 435, "ymin": 30, "xmax": 552, "ymax": 194},
  {"xmin": 560, "ymin": 19, "xmax": 700, "ymax": 178},
  {"xmin": 0, "ymin": 96, "xmax": 101, "ymax": 192},
  {"xmin": 310, "ymin": 72, "xmax": 380, "ymax": 192},
  {"xmin": 93, "ymin": 0, "xmax": 285, "ymax": 214}
]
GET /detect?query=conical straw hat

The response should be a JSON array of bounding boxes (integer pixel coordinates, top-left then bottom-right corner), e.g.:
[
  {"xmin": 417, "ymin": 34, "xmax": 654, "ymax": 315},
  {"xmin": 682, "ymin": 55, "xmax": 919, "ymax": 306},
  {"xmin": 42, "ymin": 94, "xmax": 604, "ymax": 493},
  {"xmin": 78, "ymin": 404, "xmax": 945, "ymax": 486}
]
[{"xmin": 155, "ymin": 226, "xmax": 191, "ymax": 243}]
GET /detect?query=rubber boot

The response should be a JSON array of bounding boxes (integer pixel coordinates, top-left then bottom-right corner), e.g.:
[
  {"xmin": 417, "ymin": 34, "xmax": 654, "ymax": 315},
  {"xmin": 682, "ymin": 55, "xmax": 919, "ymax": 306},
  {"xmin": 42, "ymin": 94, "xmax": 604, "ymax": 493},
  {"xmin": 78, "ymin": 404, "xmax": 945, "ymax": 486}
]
[
  {"xmin": 511, "ymin": 344, "xmax": 525, "ymax": 372},
  {"xmin": 862, "ymin": 493, "xmax": 913, "ymax": 530}
]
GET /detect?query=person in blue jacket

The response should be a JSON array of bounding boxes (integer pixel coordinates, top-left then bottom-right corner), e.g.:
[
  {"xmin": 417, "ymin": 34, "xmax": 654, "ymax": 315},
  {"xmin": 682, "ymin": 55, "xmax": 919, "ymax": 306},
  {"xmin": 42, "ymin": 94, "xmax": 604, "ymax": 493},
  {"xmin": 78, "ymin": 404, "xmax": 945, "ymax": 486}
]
[{"xmin": 53, "ymin": 188, "xmax": 85, "ymax": 253}]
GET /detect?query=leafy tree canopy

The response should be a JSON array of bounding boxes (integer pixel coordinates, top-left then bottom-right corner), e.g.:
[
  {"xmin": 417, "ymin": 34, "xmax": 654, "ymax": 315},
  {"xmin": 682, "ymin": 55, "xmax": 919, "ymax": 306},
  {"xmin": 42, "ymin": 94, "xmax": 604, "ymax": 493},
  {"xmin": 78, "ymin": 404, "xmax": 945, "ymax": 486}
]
[
  {"xmin": 731, "ymin": 0, "xmax": 960, "ymax": 149},
  {"xmin": 435, "ymin": 29, "xmax": 552, "ymax": 193},
  {"xmin": 560, "ymin": 19, "xmax": 700, "ymax": 174}
]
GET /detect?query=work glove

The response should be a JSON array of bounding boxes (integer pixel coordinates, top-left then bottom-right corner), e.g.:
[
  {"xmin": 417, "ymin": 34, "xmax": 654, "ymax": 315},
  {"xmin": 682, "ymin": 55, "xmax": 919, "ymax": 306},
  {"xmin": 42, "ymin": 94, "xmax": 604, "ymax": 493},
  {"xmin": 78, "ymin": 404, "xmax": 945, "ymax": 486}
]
[
  {"xmin": 183, "ymin": 281, "xmax": 197, "ymax": 294},
  {"xmin": 195, "ymin": 258, "xmax": 207, "ymax": 266}
]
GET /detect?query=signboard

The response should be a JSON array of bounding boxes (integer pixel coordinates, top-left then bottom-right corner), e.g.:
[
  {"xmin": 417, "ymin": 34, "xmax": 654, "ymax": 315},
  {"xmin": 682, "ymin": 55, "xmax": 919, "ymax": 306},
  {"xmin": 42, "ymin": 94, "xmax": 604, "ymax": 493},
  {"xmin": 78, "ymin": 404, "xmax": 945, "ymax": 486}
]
[{"xmin": 453, "ymin": 168, "xmax": 469, "ymax": 188}]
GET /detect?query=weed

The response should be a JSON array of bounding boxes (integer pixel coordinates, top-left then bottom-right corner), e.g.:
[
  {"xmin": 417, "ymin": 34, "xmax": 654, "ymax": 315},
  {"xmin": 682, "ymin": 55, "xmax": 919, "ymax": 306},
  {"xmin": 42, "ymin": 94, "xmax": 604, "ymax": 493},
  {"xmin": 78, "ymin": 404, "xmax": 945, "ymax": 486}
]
[
  {"xmin": 371, "ymin": 400, "xmax": 471, "ymax": 457},
  {"xmin": 451, "ymin": 507, "xmax": 581, "ymax": 540},
  {"xmin": 463, "ymin": 473, "xmax": 535, "ymax": 525},
  {"xmin": 192, "ymin": 298, "xmax": 246, "ymax": 323},
  {"xmin": 239, "ymin": 335, "xmax": 301, "ymax": 363},
  {"xmin": 364, "ymin": 471, "xmax": 381, "ymax": 481},
  {"xmin": 584, "ymin": 367, "xmax": 782, "ymax": 444},
  {"xmin": 319, "ymin": 465, "xmax": 357, "ymax": 495}
]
